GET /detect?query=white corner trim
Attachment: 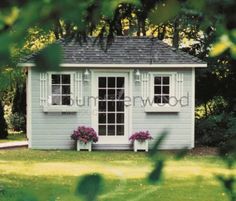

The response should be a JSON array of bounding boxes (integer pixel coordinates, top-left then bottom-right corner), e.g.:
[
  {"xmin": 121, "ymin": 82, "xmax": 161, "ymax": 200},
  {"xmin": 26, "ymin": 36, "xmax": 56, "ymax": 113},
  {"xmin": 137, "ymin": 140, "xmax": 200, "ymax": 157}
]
[
  {"xmin": 128, "ymin": 69, "xmax": 133, "ymax": 138},
  {"xmin": 26, "ymin": 67, "xmax": 32, "ymax": 148},
  {"xmin": 191, "ymin": 68, "xmax": 195, "ymax": 148},
  {"xmin": 18, "ymin": 63, "xmax": 207, "ymax": 68}
]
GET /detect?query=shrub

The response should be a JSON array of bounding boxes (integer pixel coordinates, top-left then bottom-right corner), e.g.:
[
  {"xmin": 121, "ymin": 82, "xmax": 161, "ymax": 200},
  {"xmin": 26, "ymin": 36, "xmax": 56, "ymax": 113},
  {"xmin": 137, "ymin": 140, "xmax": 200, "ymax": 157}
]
[
  {"xmin": 129, "ymin": 131, "xmax": 153, "ymax": 143},
  {"xmin": 9, "ymin": 113, "xmax": 26, "ymax": 132},
  {"xmin": 195, "ymin": 113, "xmax": 236, "ymax": 147},
  {"xmin": 0, "ymin": 102, "xmax": 8, "ymax": 139},
  {"xmin": 71, "ymin": 126, "xmax": 98, "ymax": 144}
]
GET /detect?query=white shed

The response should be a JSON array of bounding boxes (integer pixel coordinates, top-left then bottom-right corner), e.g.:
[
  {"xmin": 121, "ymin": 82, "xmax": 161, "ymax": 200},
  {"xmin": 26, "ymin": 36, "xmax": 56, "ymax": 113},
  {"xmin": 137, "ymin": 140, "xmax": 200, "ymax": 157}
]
[{"xmin": 19, "ymin": 36, "xmax": 207, "ymax": 150}]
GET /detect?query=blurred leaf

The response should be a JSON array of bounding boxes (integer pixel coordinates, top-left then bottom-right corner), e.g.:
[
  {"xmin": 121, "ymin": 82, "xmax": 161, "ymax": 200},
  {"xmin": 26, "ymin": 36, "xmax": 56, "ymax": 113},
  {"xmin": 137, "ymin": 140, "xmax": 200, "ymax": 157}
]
[
  {"xmin": 218, "ymin": 133, "xmax": 236, "ymax": 168},
  {"xmin": 216, "ymin": 175, "xmax": 236, "ymax": 200},
  {"xmin": 17, "ymin": 193, "xmax": 38, "ymax": 201},
  {"xmin": 188, "ymin": 0, "xmax": 205, "ymax": 11},
  {"xmin": 230, "ymin": 45, "xmax": 236, "ymax": 59},
  {"xmin": 210, "ymin": 35, "xmax": 231, "ymax": 57},
  {"xmin": 4, "ymin": 7, "xmax": 20, "ymax": 26},
  {"xmin": 148, "ymin": 0, "xmax": 181, "ymax": 24},
  {"xmin": 0, "ymin": 34, "xmax": 11, "ymax": 66},
  {"xmin": 148, "ymin": 160, "xmax": 164, "ymax": 184},
  {"xmin": 76, "ymin": 174, "xmax": 103, "ymax": 201},
  {"xmin": 34, "ymin": 43, "xmax": 62, "ymax": 71},
  {"xmin": 175, "ymin": 147, "xmax": 188, "ymax": 160},
  {"xmin": 0, "ymin": 185, "xmax": 4, "ymax": 194},
  {"xmin": 101, "ymin": 0, "xmax": 139, "ymax": 18},
  {"xmin": 149, "ymin": 131, "xmax": 168, "ymax": 158}
]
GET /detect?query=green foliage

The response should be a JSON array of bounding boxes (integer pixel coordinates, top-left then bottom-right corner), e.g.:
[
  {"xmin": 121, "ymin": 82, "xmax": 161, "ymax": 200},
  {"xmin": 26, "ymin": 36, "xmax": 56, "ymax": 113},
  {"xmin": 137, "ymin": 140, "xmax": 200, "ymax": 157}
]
[
  {"xmin": 10, "ymin": 83, "xmax": 26, "ymax": 132},
  {"xmin": 17, "ymin": 194, "xmax": 38, "ymax": 201},
  {"xmin": 195, "ymin": 113, "xmax": 236, "ymax": 148},
  {"xmin": 174, "ymin": 148, "xmax": 189, "ymax": 160},
  {"xmin": 217, "ymin": 175, "xmax": 236, "ymax": 201},
  {"xmin": 147, "ymin": 132, "xmax": 169, "ymax": 186},
  {"xmin": 149, "ymin": 0, "xmax": 180, "ymax": 24},
  {"xmin": 8, "ymin": 113, "xmax": 26, "ymax": 132},
  {"xmin": 196, "ymin": 96, "xmax": 228, "ymax": 118},
  {"xmin": 218, "ymin": 132, "xmax": 236, "ymax": 168},
  {"xmin": 0, "ymin": 101, "xmax": 8, "ymax": 139},
  {"xmin": 148, "ymin": 131, "xmax": 168, "ymax": 158},
  {"xmin": 0, "ymin": 132, "xmax": 26, "ymax": 143},
  {"xmin": 34, "ymin": 43, "xmax": 63, "ymax": 71},
  {"xmin": 148, "ymin": 160, "xmax": 164, "ymax": 184},
  {"xmin": 76, "ymin": 174, "xmax": 103, "ymax": 201},
  {"xmin": 12, "ymin": 84, "xmax": 26, "ymax": 115},
  {"xmin": 147, "ymin": 131, "xmax": 188, "ymax": 186}
]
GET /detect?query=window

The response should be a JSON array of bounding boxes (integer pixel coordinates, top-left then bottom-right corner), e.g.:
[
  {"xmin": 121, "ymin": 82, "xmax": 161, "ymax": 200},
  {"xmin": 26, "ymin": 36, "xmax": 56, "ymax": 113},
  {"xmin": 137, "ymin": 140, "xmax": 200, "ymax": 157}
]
[
  {"xmin": 144, "ymin": 72, "xmax": 181, "ymax": 112},
  {"xmin": 154, "ymin": 76, "xmax": 170, "ymax": 104},
  {"xmin": 51, "ymin": 74, "xmax": 71, "ymax": 105}
]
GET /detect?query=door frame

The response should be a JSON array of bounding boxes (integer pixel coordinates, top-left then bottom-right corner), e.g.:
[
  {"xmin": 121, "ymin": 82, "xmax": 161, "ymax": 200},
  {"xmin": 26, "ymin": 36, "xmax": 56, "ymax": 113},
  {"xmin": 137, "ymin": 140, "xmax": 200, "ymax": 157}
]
[{"xmin": 91, "ymin": 69, "xmax": 133, "ymax": 144}]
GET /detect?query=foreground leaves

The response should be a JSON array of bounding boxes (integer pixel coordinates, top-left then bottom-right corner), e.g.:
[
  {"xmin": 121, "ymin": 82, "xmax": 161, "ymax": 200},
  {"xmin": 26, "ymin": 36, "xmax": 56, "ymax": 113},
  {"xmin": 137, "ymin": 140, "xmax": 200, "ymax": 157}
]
[
  {"xmin": 34, "ymin": 43, "xmax": 63, "ymax": 71},
  {"xmin": 76, "ymin": 174, "xmax": 103, "ymax": 201}
]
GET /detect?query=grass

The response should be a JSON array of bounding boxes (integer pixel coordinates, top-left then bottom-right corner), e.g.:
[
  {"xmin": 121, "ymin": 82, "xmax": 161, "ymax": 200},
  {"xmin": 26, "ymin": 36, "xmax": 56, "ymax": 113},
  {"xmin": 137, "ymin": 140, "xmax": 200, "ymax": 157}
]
[
  {"xmin": 0, "ymin": 132, "xmax": 26, "ymax": 143},
  {"xmin": 0, "ymin": 149, "xmax": 235, "ymax": 201}
]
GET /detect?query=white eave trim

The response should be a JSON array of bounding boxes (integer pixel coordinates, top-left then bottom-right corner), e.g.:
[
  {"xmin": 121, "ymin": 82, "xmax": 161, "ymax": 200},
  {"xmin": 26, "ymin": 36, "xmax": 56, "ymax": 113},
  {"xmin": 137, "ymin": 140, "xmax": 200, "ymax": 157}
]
[{"xmin": 18, "ymin": 63, "xmax": 207, "ymax": 68}]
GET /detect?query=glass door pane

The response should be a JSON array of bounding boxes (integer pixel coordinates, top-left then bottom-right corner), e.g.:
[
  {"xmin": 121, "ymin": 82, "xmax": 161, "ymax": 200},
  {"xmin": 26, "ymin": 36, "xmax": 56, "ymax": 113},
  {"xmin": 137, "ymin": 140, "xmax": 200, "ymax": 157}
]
[{"xmin": 98, "ymin": 76, "xmax": 125, "ymax": 136}]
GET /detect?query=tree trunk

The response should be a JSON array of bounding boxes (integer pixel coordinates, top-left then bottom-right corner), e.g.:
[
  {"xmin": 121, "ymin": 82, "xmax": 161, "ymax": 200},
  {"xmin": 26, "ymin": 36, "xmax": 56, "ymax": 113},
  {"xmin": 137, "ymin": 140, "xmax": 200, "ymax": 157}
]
[
  {"xmin": 141, "ymin": 18, "xmax": 146, "ymax": 36},
  {"xmin": 173, "ymin": 19, "xmax": 180, "ymax": 49},
  {"xmin": 204, "ymin": 102, "xmax": 208, "ymax": 117}
]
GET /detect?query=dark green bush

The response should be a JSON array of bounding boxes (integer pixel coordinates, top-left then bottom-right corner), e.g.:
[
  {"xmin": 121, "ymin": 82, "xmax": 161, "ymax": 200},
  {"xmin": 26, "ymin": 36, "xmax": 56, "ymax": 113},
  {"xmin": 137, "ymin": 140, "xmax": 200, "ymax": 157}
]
[
  {"xmin": 9, "ymin": 113, "xmax": 26, "ymax": 132},
  {"xmin": 0, "ymin": 102, "xmax": 8, "ymax": 139},
  {"xmin": 195, "ymin": 113, "xmax": 236, "ymax": 147}
]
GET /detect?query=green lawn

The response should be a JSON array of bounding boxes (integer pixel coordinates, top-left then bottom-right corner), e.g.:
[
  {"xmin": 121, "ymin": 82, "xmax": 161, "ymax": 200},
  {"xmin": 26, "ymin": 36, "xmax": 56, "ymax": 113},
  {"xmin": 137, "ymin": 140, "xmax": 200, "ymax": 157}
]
[
  {"xmin": 0, "ymin": 133, "xmax": 26, "ymax": 143},
  {"xmin": 0, "ymin": 149, "xmax": 235, "ymax": 201}
]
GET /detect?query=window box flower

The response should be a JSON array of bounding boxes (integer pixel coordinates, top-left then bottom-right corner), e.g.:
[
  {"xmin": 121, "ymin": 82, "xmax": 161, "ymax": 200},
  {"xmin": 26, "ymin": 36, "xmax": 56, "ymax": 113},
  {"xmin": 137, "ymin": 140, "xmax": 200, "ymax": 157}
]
[
  {"xmin": 71, "ymin": 126, "xmax": 98, "ymax": 151},
  {"xmin": 129, "ymin": 131, "xmax": 153, "ymax": 152}
]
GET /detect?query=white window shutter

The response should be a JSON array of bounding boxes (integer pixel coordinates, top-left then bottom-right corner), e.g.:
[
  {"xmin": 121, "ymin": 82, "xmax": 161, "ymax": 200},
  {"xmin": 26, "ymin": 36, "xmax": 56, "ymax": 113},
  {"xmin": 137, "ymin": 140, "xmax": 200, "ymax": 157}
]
[
  {"xmin": 176, "ymin": 73, "xmax": 184, "ymax": 100},
  {"xmin": 75, "ymin": 72, "xmax": 83, "ymax": 105},
  {"xmin": 141, "ymin": 72, "xmax": 150, "ymax": 102},
  {"xmin": 39, "ymin": 73, "xmax": 48, "ymax": 106}
]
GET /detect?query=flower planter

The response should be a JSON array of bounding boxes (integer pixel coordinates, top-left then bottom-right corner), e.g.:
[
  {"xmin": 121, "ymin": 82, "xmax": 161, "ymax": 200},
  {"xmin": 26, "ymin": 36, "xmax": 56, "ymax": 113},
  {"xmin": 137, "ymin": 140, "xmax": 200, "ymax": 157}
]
[
  {"xmin": 133, "ymin": 140, "xmax": 149, "ymax": 152},
  {"xmin": 77, "ymin": 141, "xmax": 92, "ymax": 152}
]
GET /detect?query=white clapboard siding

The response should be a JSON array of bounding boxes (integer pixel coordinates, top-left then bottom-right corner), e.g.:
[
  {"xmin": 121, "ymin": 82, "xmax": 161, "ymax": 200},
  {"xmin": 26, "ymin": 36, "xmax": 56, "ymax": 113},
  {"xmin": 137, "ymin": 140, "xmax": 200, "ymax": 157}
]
[
  {"xmin": 30, "ymin": 68, "xmax": 194, "ymax": 150},
  {"xmin": 133, "ymin": 69, "xmax": 193, "ymax": 149}
]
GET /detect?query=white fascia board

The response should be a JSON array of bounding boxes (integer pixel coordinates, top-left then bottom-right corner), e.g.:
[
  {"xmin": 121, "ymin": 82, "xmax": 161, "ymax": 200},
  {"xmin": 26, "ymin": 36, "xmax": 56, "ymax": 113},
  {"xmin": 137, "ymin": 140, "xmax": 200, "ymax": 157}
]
[{"xmin": 17, "ymin": 63, "xmax": 207, "ymax": 68}]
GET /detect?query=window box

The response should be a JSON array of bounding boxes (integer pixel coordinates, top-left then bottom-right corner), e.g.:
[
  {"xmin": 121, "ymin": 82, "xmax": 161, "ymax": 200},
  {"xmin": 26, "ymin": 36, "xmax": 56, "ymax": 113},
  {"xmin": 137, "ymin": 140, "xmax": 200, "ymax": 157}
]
[
  {"xmin": 144, "ymin": 105, "xmax": 180, "ymax": 113},
  {"xmin": 43, "ymin": 106, "xmax": 79, "ymax": 113},
  {"xmin": 77, "ymin": 141, "xmax": 92, "ymax": 152},
  {"xmin": 134, "ymin": 140, "xmax": 149, "ymax": 152}
]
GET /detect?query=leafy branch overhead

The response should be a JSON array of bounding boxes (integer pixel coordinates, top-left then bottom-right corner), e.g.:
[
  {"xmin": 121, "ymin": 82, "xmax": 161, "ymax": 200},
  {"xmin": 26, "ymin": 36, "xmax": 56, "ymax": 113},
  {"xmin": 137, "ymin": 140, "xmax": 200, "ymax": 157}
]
[{"xmin": 0, "ymin": 0, "xmax": 236, "ymax": 69}]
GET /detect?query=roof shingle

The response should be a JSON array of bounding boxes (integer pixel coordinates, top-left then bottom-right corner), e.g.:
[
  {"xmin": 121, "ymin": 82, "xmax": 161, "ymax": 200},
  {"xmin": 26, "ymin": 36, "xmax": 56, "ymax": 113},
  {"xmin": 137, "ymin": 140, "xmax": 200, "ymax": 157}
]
[{"xmin": 24, "ymin": 36, "xmax": 206, "ymax": 65}]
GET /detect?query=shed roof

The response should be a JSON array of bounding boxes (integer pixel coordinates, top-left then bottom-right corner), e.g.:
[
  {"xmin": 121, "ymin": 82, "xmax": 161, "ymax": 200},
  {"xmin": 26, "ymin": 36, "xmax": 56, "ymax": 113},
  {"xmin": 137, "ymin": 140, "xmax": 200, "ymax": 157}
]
[{"xmin": 20, "ymin": 36, "xmax": 207, "ymax": 67}]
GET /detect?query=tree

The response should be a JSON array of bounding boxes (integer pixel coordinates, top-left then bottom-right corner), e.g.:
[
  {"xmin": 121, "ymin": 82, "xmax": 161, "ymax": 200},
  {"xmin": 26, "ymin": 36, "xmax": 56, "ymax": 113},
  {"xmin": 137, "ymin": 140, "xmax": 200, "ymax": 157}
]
[
  {"xmin": 0, "ymin": 101, "xmax": 8, "ymax": 139},
  {"xmin": 11, "ymin": 83, "xmax": 26, "ymax": 132},
  {"xmin": 12, "ymin": 83, "xmax": 26, "ymax": 116}
]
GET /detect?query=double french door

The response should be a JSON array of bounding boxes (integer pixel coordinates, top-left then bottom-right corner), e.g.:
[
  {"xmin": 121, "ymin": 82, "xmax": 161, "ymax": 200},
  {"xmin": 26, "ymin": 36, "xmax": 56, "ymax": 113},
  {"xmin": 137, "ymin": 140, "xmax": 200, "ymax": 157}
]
[{"xmin": 93, "ymin": 72, "xmax": 129, "ymax": 144}]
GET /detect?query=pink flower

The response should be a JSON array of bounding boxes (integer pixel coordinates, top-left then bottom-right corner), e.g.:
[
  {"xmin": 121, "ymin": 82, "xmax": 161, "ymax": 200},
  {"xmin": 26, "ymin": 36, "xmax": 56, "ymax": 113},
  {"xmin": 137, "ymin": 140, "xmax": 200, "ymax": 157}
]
[
  {"xmin": 129, "ymin": 131, "xmax": 153, "ymax": 143},
  {"xmin": 71, "ymin": 126, "xmax": 99, "ymax": 143}
]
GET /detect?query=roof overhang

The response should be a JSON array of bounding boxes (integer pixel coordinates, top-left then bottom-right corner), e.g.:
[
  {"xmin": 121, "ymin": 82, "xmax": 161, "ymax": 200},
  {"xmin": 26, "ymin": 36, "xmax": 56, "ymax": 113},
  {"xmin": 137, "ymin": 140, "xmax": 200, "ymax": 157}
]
[{"xmin": 18, "ymin": 63, "xmax": 207, "ymax": 68}]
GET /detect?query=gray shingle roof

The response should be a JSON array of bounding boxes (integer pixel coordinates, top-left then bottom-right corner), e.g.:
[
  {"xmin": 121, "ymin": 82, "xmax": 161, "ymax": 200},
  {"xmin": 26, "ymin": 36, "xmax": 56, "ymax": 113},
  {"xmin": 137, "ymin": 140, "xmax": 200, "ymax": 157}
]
[{"xmin": 23, "ymin": 36, "xmax": 206, "ymax": 65}]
